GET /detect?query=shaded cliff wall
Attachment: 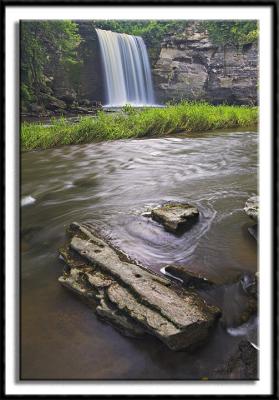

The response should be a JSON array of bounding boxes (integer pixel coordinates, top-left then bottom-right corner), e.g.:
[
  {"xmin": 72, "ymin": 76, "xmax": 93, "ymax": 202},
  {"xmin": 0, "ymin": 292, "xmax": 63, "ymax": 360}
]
[
  {"xmin": 152, "ymin": 25, "xmax": 258, "ymax": 105},
  {"xmin": 75, "ymin": 22, "xmax": 105, "ymax": 104}
]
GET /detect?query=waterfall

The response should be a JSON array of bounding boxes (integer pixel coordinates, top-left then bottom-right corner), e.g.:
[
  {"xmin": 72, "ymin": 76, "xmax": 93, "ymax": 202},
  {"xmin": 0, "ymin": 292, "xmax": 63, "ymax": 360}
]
[{"xmin": 96, "ymin": 29, "xmax": 155, "ymax": 107}]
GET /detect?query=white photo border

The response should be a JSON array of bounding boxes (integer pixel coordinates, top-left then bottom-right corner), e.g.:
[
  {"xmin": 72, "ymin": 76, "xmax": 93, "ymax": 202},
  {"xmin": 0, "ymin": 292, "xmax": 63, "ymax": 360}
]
[{"xmin": 4, "ymin": 2, "xmax": 276, "ymax": 397}]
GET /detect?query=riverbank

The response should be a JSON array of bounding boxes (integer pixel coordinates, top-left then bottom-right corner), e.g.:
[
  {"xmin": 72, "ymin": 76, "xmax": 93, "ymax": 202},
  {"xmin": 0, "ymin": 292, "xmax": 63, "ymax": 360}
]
[{"xmin": 21, "ymin": 102, "xmax": 258, "ymax": 151}]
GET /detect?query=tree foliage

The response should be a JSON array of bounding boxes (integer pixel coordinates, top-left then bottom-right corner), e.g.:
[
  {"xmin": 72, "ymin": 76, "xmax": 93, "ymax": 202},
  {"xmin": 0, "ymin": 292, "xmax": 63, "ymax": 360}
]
[
  {"xmin": 93, "ymin": 19, "xmax": 258, "ymax": 48},
  {"xmin": 200, "ymin": 21, "xmax": 258, "ymax": 47},
  {"xmin": 21, "ymin": 21, "xmax": 81, "ymax": 104},
  {"xmin": 92, "ymin": 20, "xmax": 190, "ymax": 47}
]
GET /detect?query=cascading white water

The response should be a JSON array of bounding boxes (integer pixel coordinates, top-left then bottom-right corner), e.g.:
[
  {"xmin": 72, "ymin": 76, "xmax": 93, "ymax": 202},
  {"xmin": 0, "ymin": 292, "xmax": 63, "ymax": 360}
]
[{"xmin": 96, "ymin": 29, "xmax": 155, "ymax": 107}]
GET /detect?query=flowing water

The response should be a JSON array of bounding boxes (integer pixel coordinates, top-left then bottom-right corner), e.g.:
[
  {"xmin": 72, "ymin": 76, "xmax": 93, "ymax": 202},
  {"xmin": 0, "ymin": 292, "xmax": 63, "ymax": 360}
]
[
  {"xmin": 21, "ymin": 129, "xmax": 258, "ymax": 379},
  {"xmin": 96, "ymin": 29, "xmax": 155, "ymax": 106}
]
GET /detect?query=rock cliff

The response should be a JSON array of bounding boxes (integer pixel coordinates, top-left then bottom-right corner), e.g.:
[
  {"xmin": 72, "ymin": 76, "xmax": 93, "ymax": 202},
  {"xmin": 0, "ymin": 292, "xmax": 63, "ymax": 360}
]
[{"xmin": 152, "ymin": 25, "xmax": 258, "ymax": 105}]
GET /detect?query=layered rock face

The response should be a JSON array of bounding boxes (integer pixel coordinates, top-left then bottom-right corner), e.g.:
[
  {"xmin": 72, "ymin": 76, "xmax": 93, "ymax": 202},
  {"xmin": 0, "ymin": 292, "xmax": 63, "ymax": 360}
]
[{"xmin": 153, "ymin": 25, "xmax": 258, "ymax": 105}]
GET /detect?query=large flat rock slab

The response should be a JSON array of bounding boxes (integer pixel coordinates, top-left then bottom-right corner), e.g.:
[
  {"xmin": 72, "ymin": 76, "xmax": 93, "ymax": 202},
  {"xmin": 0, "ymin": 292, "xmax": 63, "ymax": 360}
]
[
  {"xmin": 59, "ymin": 222, "xmax": 220, "ymax": 351},
  {"xmin": 151, "ymin": 203, "xmax": 199, "ymax": 233}
]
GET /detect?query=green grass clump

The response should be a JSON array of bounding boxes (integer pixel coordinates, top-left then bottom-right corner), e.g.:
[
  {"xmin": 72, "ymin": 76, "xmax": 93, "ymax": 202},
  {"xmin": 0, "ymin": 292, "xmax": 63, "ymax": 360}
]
[{"xmin": 21, "ymin": 102, "xmax": 258, "ymax": 151}]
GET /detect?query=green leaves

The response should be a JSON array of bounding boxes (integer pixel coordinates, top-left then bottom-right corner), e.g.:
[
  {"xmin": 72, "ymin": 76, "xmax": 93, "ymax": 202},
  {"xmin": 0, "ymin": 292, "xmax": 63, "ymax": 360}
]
[
  {"xmin": 21, "ymin": 102, "xmax": 258, "ymax": 151},
  {"xmin": 91, "ymin": 20, "xmax": 258, "ymax": 49},
  {"xmin": 201, "ymin": 21, "xmax": 258, "ymax": 48},
  {"xmin": 92, "ymin": 20, "xmax": 190, "ymax": 48},
  {"xmin": 21, "ymin": 21, "xmax": 81, "ymax": 107}
]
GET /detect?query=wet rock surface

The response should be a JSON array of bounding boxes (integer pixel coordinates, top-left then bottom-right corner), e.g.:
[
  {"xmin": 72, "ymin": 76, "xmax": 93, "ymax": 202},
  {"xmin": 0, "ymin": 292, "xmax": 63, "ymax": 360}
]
[
  {"xmin": 59, "ymin": 222, "xmax": 220, "ymax": 351},
  {"xmin": 213, "ymin": 340, "xmax": 258, "ymax": 379},
  {"xmin": 240, "ymin": 272, "xmax": 258, "ymax": 299},
  {"xmin": 151, "ymin": 203, "xmax": 199, "ymax": 234},
  {"xmin": 244, "ymin": 196, "xmax": 259, "ymax": 221},
  {"xmin": 248, "ymin": 224, "xmax": 257, "ymax": 240},
  {"xmin": 164, "ymin": 264, "xmax": 214, "ymax": 289},
  {"xmin": 244, "ymin": 196, "xmax": 258, "ymax": 241}
]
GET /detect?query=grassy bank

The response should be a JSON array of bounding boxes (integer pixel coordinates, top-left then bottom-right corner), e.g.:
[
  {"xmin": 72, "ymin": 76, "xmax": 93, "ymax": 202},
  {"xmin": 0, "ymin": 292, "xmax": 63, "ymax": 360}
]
[{"xmin": 21, "ymin": 102, "xmax": 258, "ymax": 151}]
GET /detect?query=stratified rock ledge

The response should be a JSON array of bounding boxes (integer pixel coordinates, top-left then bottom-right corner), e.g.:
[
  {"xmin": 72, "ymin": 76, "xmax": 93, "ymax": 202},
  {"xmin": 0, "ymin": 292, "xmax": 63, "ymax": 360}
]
[
  {"xmin": 151, "ymin": 203, "xmax": 199, "ymax": 234},
  {"xmin": 58, "ymin": 222, "xmax": 220, "ymax": 351}
]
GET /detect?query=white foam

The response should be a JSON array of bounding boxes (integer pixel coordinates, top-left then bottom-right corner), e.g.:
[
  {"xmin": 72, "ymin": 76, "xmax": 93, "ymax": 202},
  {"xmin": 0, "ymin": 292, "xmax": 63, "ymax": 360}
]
[
  {"xmin": 227, "ymin": 317, "xmax": 258, "ymax": 339},
  {"xmin": 227, "ymin": 324, "xmax": 250, "ymax": 337},
  {"xmin": 64, "ymin": 183, "xmax": 75, "ymax": 189},
  {"xmin": 21, "ymin": 196, "xmax": 36, "ymax": 207},
  {"xmin": 250, "ymin": 342, "xmax": 260, "ymax": 351},
  {"xmin": 160, "ymin": 266, "xmax": 183, "ymax": 283}
]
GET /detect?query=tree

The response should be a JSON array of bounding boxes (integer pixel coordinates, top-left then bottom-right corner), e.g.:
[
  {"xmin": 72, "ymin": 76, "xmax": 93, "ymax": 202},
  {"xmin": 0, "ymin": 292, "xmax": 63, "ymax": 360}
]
[
  {"xmin": 92, "ymin": 20, "xmax": 190, "ymax": 48},
  {"xmin": 200, "ymin": 21, "xmax": 258, "ymax": 47},
  {"xmin": 21, "ymin": 21, "xmax": 81, "ymax": 105}
]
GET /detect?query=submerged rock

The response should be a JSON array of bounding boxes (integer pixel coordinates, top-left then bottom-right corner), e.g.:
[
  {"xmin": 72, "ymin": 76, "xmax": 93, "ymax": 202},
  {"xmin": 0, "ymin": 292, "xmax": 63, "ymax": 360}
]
[
  {"xmin": 244, "ymin": 196, "xmax": 259, "ymax": 221},
  {"xmin": 59, "ymin": 222, "xmax": 220, "ymax": 351},
  {"xmin": 214, "ymin": 340, "xmax": 258, "ymax": 379},
  {"xmin": 151, "ymin": 202, "xmax": 199, "ymax": 233},
  {"xmin": 240, "ymin": 272, "xmax": 258, "ymax": 298},
  {"xmin": 248, "ymin": 224, "xmax": 257, "ymax": 240}
]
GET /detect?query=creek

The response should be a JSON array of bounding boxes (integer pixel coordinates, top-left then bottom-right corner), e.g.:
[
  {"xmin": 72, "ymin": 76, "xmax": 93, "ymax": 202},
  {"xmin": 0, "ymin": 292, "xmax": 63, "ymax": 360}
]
[{"xmin": 21, "ymin": 129, "xmax": 258, "ymax": 379}]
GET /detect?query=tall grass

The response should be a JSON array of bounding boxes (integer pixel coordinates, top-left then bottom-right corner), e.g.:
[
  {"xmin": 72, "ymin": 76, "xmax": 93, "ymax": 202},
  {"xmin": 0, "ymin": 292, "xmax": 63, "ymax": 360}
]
[{"xmin": 21, "ymin": 102, "xmax": 258, "ymax": 151}]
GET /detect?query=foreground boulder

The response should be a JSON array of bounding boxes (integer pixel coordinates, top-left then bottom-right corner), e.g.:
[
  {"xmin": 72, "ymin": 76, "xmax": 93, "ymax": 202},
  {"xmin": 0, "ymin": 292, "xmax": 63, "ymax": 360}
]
[
  {"xmin": 151, "ymin": 203, "xmax": 199, "ymax": 233},
  {"xmin": 244, "ymin": 196, "xmax": 259, "ymax": 221},
  {"xmin": 59, "ymin": 222, "xmax": 220, "ymax": 351}
]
